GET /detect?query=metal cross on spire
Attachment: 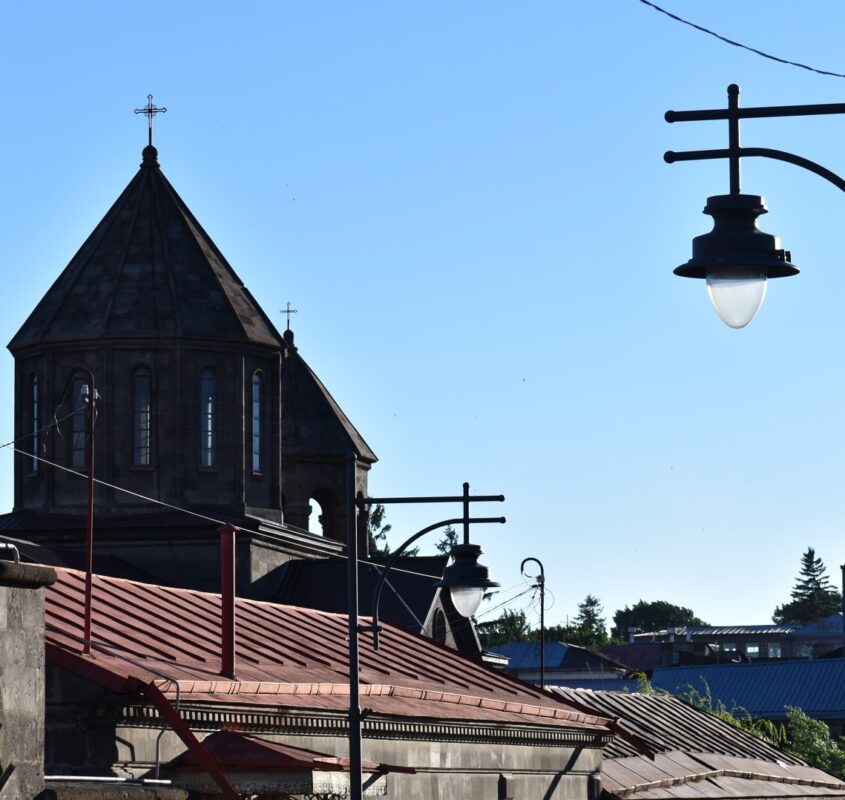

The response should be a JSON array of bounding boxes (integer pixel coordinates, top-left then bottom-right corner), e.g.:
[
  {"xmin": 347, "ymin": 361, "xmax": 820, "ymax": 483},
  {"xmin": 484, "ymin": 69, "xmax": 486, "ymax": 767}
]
[
  {"xmin": 134, "ymin": 94, "xmax": 167, "ymax": 147},
  {"xmin": 281, "ymin": 301, "xmax": 298, "ymax": 331}
]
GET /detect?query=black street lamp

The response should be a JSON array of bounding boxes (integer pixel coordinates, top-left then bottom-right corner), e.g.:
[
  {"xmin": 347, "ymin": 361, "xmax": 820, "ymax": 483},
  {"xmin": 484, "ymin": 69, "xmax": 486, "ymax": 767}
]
[
  {"xmin": 520, "ymin": 557, "xmax": 545, "ymax": 687},
  {"xmin": 345, "ymin": 462, "xmax": 505, "ymax": 800},
  {"xmin": 665, "ymin": 84, "xmax": 845, "ymax": 327}
]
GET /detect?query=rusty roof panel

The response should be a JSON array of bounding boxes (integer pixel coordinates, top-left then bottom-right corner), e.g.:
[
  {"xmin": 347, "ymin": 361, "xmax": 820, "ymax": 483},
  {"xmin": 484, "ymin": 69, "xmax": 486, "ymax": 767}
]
[{"xmin": 46, "ymin": 568, "xmax": 612, "ymax": 733}]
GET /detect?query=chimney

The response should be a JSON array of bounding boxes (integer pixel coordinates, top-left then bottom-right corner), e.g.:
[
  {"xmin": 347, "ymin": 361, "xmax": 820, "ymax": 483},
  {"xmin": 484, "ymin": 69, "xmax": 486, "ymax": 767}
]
[
  {"xmin": 220, "ymin": 525, "xmax": 237, "ymax": 679},
  {"xmin": 627, "ymin": 627, "xmax": 638, "ymax": 645},
  {"xmin": 667, "ymin": 627, "xmax": 676, "ymax": 643}
]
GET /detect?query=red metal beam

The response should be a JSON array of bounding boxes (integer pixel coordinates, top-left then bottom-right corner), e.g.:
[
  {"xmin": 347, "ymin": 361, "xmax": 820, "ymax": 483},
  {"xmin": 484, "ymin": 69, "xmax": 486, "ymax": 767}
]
[
  {"xmin": 220, "ymin": 524, "xmax": 237, "ymax": 679},
  {"xmin": 144, "ymin": 681, "xmax": 239, "ymax": 800}
]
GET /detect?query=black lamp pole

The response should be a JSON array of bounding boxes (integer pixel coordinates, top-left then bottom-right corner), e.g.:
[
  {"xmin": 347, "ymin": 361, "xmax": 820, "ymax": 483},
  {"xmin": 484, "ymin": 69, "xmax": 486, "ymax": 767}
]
[
  {"xmin": 520, "ymin": 557, "xmax": 545, "ymax": 687},
  {"xmin": 345, "ymin": 463, "xmax": 505, "ymax": 800},
  {"xmin": 666, "ymin": 84, "xmax": 845, "ymax": 326}
]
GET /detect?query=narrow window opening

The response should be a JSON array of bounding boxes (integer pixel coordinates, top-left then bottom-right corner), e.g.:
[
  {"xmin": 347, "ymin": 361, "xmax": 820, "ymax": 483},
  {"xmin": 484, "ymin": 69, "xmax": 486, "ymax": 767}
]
[
  {"xmin": 133, "ymin": 368, "xmax": 152, "ymax": 466},
  {"xmin": 31, "ymin": 375, "xmax": 39, "ymax": 472},
  {"xmin": 251, "ymin": 371, "xmax": 262, "ymax": 473},
  {"xmin": 71, "ymin": 376, "xmax": 87, "ymax": 469},
  {"xmin": 200, "ymin": 369, "xmax": 216, "ymax": 467},
  {"xmin": 309, "ymin": 497, "xmax": 325, "ymax": 537}
]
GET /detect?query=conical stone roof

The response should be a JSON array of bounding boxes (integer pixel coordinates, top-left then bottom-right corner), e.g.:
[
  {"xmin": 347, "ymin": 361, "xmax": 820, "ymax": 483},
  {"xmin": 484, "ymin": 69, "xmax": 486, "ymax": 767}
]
[{"xmin": 9, "ymin": 145, "xmax": 283, "ymax": 352}]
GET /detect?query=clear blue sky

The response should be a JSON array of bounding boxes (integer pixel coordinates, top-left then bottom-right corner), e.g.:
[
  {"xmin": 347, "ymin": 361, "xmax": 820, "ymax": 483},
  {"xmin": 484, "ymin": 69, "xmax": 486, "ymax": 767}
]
[{"xmin": 3, "ymin": 0, "xmax": 845, "ymax": 629}]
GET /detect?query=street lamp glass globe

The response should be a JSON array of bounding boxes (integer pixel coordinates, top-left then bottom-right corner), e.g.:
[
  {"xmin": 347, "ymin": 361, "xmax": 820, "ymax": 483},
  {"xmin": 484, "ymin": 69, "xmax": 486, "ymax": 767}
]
[
  {"xmin": 450, "ymin": 586, "xmax": 485, "ymax": 618},
  {"xmin": 705, "ymin": 270, "xmax": 767, "ymax": 329}
]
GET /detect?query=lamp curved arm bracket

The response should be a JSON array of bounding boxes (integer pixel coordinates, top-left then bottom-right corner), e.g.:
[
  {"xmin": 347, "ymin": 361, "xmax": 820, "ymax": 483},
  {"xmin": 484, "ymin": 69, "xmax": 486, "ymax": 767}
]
[
  {"xmin": 665, "ymin": 146, "xmax": 845, "ymax": 194},
  {"xmin": 367, "ymin": 515, "xmax": 506, "ymax": 649},
  {"xmin": 520, "ymin": 556, "xmax": 545, "ymax": 584}
]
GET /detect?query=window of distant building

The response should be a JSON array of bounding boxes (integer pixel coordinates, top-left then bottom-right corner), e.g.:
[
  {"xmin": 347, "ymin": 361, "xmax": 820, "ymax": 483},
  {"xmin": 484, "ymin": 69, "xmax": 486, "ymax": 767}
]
[
  {"xmin": 71, "ymin": 376, "xmax": 87, "ymax": 469},
  {"xmin": 767, "ymin": 642, "xmax": 782, "ymax": 658},
  {"xmin": 132, "ymin": 367, "xmax": 152, "ymax": 466},
  {"xmin": 722, "ymin": 642, "xmax": 736, "ymax": 653},
  {"xmin": 199, "ymin": 368, "xmax": 216, "ymax": 467},
  {"xmin": 745, "ymin": 643, "xmax": 760, "ymax": 658},
  {"xmin": 432, "ymin": 610, "xmax": 447, "ymax": 645},
  {"xmin": 251, "ymin": 371, "xmax": 262, "ymax": 474},
  {"xmin": 30, "ymin": 375, "xmax": 39, "ymax": 472}
]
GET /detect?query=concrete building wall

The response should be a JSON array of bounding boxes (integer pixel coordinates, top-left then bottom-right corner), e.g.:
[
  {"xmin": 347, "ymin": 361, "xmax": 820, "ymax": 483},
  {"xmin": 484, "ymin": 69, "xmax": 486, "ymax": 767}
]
[{"xmin": 0, "ymin": 561, "xmax": 56, "ymax": 799}]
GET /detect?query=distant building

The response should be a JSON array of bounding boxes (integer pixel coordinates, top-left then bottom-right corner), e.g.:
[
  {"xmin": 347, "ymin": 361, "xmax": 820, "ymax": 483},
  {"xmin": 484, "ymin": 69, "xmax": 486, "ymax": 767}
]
[
  {"xmin": 489, "ymin": 641, "xmax": 639, "ymax": 690},
  {"xmin": 631, "ymin": 614, "xmax": 844, "ymax": 664}
]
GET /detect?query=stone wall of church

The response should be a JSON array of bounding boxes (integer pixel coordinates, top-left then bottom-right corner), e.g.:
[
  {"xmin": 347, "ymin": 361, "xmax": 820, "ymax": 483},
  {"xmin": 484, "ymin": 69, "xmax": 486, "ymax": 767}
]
[{"xmin": 13, "ymin": 340, "xmax": 282, "ymax": 523}]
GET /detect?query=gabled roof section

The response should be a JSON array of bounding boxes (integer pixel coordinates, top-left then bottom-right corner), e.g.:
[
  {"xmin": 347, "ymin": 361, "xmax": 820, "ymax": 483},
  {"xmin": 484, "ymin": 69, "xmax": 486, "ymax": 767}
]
[
  {"xmin": 551, "ymin": 688, "xmax": 802, "ymax": 762},
  {"xmin": 281, "ymin": 329, "xmax": 376, "ymax": 462},
  {"xmin": 9, "ymin": 145, "xmax": 283, "ymax": 351},
  {"xmin": 45, "ymin": 568, "xmax": 612, "ymax": 734}
]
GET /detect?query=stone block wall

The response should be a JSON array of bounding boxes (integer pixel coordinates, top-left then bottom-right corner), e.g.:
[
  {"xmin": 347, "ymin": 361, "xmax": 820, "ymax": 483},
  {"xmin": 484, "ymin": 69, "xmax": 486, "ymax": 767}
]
[{"xmin": 0, "ymin": 560, "xmax": 56, "ymax": 799}]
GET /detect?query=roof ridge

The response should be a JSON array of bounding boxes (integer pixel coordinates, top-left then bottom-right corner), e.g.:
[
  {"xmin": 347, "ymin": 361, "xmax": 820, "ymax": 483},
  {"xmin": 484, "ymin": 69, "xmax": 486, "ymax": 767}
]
[{"xmin": 154, "ymin": 169, "xmax": 284, "ymax": 347}]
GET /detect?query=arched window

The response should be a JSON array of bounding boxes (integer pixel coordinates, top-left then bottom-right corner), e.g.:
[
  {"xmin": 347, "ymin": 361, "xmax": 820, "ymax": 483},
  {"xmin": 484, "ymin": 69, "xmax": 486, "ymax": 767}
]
[
  {"xmin": 30, "ymin": 375, "xmax": 39, "ymax": 472},
  {"xmin": 432, "ymin": 609, "xmax": 447, "ymax": 645},
  {"xmin": 71, "ymin": 376, "xmax": 87, "ymax": 469},
  {"xmin": 199, "ymin": 368, "xmax": 216, "ymax": 467},
  {"xmin": 133, "ymin": 367, "xmax": 152, "ymax": 466},
  {"xmin": 251, "ymin": 371, "xmax": 262, "ymax": 473}
]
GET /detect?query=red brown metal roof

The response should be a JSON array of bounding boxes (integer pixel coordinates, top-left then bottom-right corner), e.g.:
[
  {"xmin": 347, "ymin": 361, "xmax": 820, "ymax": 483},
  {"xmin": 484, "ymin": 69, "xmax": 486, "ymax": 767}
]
[{"xmin": 46, "ymin": 568, "xmax": 612, "ymax": 732}]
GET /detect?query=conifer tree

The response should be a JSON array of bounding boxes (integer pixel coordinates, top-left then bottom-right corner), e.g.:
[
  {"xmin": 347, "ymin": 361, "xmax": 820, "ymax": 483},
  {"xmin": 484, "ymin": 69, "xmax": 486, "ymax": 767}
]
[{"xmin": 773, "ymin": 548, "xmax": 842, "ymax": 625}]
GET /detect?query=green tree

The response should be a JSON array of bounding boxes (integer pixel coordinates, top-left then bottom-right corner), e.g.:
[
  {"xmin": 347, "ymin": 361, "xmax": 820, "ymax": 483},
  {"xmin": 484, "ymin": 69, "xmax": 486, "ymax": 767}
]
[
  {"xmin": 571, "ymin": 594, "xmax": 609, "ymax": 647},
  {"xmin": 773, "ymin": 548, "xmax": 842, "ymax": 625},
  {"xmin": 784, "ymin": 707, "xmax": 845, "ymax": 779},
  {"xmin": 367, "ymin": 504, "xmax": 392, "ymax": 557},
  {"xmin": 366, "ymin": 504, "xmax": 418, "ymax": 557},
  {"xmin": 476, "ymin": 608, "xmax": 532, "ymax": 648},
  {"xmin": 611, "ymin": 600, "xmax": 706, "ymax": 641},
  {"xmin": 434, "ymin": 525, "xmax": 458, "ymax": 554}
]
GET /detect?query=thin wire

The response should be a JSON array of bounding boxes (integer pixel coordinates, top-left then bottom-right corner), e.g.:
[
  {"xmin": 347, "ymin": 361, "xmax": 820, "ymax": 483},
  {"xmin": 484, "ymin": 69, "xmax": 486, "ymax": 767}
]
[
  {"xmin": 0, "ymin": 407, "xmax": 81, "ymax": 451},
  {"xmin": 474, "ymin": 585, "xmax": 535, "ymax": 620},
  {"xmin": 8, "ymin": 447, "xmax": 452, "ymax": 584},
  {"xmin": 639, "ymin": 0, "xmax": 845, "ymax": 79}
]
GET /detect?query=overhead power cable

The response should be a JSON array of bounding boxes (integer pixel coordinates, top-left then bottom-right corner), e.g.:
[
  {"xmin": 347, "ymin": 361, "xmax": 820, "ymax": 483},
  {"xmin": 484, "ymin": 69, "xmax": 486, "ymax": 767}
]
[
  {"xmin": 639, "ymin": 0, "xmax": 845, "ymax": 79},
  {"xmin": 8, "ymin": 447, "xmax": 447, "ymax": 584}
]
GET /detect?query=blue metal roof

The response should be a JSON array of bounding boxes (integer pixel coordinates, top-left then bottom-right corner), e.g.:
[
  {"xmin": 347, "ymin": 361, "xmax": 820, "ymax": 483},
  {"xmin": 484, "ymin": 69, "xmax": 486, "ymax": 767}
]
[
  {"xmin": 652, "ymin": 659, "xmax": 845, "ymax": 719},
  {"xmin": 490, "ymin": 642, "xmax": 569, "ymax": 669}
]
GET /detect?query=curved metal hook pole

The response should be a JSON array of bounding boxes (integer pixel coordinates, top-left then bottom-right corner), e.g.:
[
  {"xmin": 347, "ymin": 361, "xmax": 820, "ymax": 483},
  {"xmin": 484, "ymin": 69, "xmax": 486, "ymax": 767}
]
[
  {"xmin": 664, "ymin": 146, "xmax": 845, "ymax": 194},
  {"xmin": 520, "ymin": 557, "xmax": 546, "ymax": 688},
  {"xmin": 367, "ymin": 515, "xmax": 506, "ymax": 650}
]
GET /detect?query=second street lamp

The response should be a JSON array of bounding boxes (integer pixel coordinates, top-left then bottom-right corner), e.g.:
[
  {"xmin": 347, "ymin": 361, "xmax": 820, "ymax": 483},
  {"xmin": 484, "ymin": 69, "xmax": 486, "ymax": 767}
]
[{"xmin": 664, "ymin": 83, "xmax": 845, "ymax": 327}]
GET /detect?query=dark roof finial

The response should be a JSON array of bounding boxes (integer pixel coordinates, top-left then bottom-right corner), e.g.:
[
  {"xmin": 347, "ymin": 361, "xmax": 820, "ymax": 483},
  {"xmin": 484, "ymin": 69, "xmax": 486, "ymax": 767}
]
[{"xmin": 134, "ymin": 94, "xmax": 167, "ymax": 148}]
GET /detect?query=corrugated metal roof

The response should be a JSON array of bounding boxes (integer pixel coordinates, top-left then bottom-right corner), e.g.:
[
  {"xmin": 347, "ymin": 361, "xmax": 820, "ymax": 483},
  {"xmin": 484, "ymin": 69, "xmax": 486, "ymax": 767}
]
[
  {"xmin": 550, "ymin": 688, "xmax": 802, "ymax": 763},
  {"xmin": 602, "ymin": 752, "xmax": 845, "ymax": 799},
  {"xmin": 45, "ymin": 568, "xmax": 612, "ymax": 734},
  {"xmin": 491, "ymin": 642, "xmax": 629, "ymax": 672},
  {"xmin": 637, "ymin": 624, "xmax": 798, "ymax": 638},
  {"xmin": 651, "ymin": 660, "xmax": 845, "ymax": 719}
]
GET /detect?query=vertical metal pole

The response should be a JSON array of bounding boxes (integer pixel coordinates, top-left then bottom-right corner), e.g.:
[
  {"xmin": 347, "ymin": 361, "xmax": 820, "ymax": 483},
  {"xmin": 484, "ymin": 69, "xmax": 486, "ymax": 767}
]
[
  {"xmin": 728, "ymin": 84, "xmax": 741, "ymax": 195},
  {"xmin": 220, "ymin": 525, "xmax": 237, "ymax": 679},
  {"xmin": 83, "ymin": 376, "xmax": 95, "ymax": 655},
  {"xmin": 347, "ymin": 457, "xmax": 363, "ymax": 800},
  {"xmin": 539, "ymin": 572, "xmax": 545, "ymax": 687},
  {"xmin": 462, "ymin": 482, "xmax": 470, "ymax": 544}
]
